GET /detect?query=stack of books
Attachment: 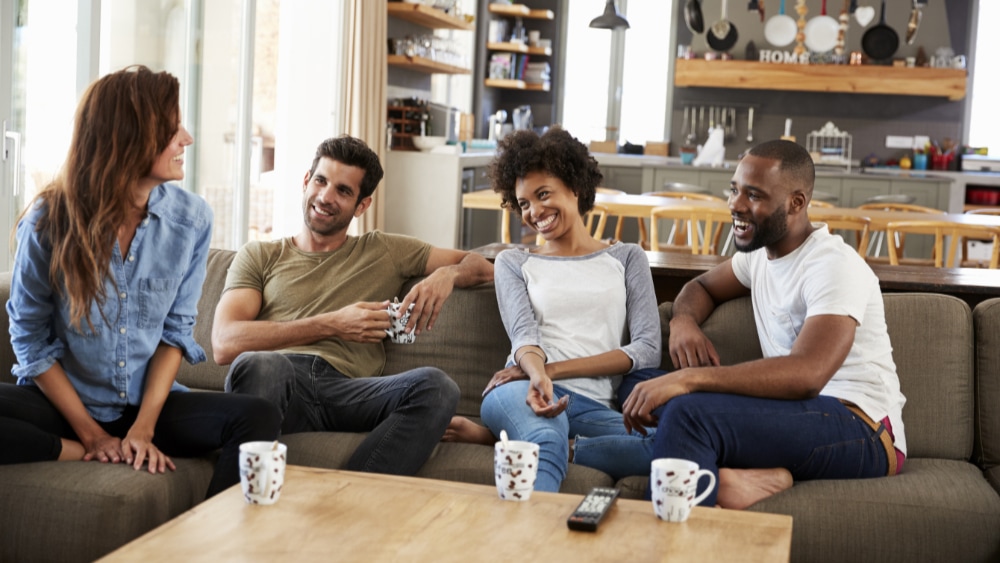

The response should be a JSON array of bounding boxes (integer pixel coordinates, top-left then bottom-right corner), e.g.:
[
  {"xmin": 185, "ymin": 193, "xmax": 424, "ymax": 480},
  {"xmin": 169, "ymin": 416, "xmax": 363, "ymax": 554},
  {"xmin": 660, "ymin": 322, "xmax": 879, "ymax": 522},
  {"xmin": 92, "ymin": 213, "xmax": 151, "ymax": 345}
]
[{"xmin": 523, "ymin": 61, "xmax": 551, "ymax": 87}]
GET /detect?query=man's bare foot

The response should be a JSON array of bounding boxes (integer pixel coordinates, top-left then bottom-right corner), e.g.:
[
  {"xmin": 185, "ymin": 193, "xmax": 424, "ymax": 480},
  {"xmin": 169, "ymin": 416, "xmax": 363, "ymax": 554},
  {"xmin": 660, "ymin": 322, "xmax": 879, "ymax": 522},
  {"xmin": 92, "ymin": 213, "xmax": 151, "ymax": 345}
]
[
  {"xmin": 717, "ymin": 468, "xmax": 793, "ymax": 510},
  {"xmin": 442, "ymin": 416, "xmax": 495, "ymax": 445}
]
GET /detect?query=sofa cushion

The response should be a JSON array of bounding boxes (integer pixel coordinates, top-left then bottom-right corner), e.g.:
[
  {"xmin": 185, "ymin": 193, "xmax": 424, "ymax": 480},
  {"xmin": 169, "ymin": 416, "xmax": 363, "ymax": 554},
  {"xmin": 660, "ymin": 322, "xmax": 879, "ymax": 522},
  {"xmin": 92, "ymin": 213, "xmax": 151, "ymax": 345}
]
[
  {"xmin": 659, "ymin": 293, "xmax": 975, "ymax": 461},
  {"xmin": 385, "ymin": 280, "xmax": 510, "ymax": 419},
  {"xmin": 283, "ymin": 432, "xmax": 613, "ymax": 495},
  {"xmin": 175, "ymin": 249, "xmax": 238, "ymax": 391},
  {"xmin": 974, "ymin": 298, "xmax": 1000, "ymax": 493},
  {"xmin": 0, "ymin": 458, "xmax": 214, "ymax": 563}
]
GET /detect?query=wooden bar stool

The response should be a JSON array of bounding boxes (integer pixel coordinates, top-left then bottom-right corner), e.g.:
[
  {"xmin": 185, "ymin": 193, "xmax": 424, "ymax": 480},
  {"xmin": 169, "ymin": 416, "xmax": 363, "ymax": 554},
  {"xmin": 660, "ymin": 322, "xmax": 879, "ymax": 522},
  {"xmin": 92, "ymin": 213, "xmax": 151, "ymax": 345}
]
[
  {"xmin": 649, "ymin": 205, "xmax": 730, "ymax": 255},
  {"xmin": 858, "ymin": 200, "xmax": 943, "ymax": 259},
  {"xmin": 885, "ymin": 220, "xmax": 1000, "ymax": 268},
  {"xmin": 810, "ymin": 214, "xmax": 871, "ymax": 256}
]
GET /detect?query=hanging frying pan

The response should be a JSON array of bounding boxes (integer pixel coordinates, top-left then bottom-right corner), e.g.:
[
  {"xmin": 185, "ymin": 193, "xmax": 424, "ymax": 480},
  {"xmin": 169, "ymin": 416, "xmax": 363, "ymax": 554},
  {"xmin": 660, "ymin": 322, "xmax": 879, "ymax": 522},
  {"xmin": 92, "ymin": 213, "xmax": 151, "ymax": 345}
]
[
  {"xmin": 685, "ymin": 0, "xmax": 705, "ymax": 34},
  {"xmin": 861, "ymin": 0, "xmax": 898, "ymax": 61},
  {"xmin": 707, "ymin": 0, "xmax": 739, "ymax": 52},
  {"xmin": 764, "ymin": 0, "xmax": 797, "ymax": 47},
  {"xmin": 804, "ymin": 0, "xmax": 839, "ymax": 53}
]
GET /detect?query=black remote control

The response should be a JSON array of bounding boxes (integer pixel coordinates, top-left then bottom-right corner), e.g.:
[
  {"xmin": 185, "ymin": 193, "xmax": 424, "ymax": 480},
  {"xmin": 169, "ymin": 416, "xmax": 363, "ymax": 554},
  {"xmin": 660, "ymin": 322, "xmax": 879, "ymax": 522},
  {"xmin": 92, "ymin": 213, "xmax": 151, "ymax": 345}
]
[{"xmin": 567, "ymin": 487, "xmax": 620, "ymax": 532}]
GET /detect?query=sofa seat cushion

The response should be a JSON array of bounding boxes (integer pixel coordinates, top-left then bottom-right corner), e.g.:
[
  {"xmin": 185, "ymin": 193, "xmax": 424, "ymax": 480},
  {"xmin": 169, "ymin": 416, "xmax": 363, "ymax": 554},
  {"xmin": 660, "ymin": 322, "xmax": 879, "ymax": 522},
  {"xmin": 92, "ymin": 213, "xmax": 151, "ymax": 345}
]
[
  {"xmin": 618, "ymin": 459, "xmax": 1000, "ymax": 562},
  {"xmin": 283, "ymin": 432, "xmax": 614, "ymax": 495},
  {"xmin": 0, "ymin": 458, "xmax": 214, "ymax": 563}
]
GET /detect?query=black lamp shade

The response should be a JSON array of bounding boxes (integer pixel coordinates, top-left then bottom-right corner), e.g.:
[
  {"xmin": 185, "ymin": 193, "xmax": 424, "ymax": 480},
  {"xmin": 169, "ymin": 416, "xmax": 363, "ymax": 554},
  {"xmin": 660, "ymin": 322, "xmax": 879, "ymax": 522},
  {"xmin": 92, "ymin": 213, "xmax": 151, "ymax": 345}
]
[{"xmin": 589, "ymin": 0, "xmax": 630, "ymax": 29}]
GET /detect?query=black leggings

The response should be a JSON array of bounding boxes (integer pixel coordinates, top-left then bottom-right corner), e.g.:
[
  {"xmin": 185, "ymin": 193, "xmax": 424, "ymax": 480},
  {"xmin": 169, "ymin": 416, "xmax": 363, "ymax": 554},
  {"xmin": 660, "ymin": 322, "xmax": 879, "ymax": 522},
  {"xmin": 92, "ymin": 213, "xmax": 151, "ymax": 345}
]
[{"xmin": 0, "ymin": 384, "xmax": 281, "ymax": 497}]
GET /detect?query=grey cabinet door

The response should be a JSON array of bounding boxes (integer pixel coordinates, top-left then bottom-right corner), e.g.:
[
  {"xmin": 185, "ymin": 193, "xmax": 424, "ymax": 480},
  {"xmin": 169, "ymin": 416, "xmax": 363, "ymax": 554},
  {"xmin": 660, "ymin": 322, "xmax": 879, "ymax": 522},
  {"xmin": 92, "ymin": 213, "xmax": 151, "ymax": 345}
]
[
  {"xmin": 602, "ymin": 166, "xmax": 644, "ymax": 194},
  {"xmin": 650, "ymin": 168, "xmax": 703, "ymax": 193},
  {"xmin": 812, "ymin": 177, "xmax": 843, "ymax": 206}
]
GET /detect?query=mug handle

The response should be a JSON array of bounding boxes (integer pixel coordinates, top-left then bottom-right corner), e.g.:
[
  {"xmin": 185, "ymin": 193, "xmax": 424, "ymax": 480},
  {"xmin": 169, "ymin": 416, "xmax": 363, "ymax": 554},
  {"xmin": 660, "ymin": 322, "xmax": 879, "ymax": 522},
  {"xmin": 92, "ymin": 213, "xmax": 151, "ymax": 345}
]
[{"xmin": 690, "ymin": 469, "xmax": 717, "ymax": 507}]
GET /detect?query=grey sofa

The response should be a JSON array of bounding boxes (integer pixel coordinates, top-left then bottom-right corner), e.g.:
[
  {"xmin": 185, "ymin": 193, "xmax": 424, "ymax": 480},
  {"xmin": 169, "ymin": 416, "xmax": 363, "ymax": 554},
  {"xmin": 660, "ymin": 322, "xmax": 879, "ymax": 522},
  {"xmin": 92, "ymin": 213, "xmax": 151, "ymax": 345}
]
[{"xmin": 1, "ymin": 248, "xmax": 999, "ymax": 562}]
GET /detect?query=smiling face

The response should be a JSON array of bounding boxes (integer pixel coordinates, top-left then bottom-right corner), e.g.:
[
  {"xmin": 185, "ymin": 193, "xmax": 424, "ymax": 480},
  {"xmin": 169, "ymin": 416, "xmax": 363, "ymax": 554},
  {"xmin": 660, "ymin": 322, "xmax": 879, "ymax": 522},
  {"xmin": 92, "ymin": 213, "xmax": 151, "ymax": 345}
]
[
  {"xmin": 728, "ymin": 154, "xmax": 799, "ymax": 257},
  {"xmin": 146, "ymin": 123, "xmax": 193, "ymax": 184},
  {"xmin": 515, "ymin": 171, "xmax": 584, "ymax": 241},
  {"xmin": 301, "ymin": 156, "xmax": 370, "ymax": 237}
]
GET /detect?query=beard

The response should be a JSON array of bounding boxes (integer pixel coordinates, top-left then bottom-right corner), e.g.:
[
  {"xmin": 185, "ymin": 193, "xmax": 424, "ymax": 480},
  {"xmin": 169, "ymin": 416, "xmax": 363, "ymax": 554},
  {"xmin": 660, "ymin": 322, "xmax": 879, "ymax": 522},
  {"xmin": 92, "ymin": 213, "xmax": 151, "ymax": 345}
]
[
  {"xmin": 302, "ymin": 197, "xmax": 354, "ymax": 236},
  {"xmin": 734, "ymin": 205, "xmax": 789, "ymax": 253}
]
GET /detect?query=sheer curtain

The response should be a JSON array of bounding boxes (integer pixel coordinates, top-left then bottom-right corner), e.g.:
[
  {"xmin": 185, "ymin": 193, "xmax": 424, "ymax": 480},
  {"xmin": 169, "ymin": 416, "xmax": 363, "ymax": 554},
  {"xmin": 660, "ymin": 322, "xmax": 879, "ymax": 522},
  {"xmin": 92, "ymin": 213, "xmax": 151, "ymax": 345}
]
[{"xmin": 342, "ymin": 0, "xmax": 388, "ymax": 233}]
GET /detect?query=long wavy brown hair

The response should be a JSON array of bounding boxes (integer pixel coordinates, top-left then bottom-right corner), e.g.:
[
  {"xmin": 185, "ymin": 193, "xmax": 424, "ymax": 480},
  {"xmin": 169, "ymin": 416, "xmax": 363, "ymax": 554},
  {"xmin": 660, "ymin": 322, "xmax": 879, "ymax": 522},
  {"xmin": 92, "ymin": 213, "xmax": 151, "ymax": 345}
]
[{"xmin": 17, "ymin": 66, "xmax": 180, "ymax": 330}]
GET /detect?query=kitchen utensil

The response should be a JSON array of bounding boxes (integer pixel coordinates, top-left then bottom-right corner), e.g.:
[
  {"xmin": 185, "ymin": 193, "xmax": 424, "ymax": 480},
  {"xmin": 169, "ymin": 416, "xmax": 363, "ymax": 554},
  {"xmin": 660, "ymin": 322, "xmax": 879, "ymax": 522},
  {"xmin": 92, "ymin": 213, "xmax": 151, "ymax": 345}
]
[
  {"xmin": 861, "ymin": 0, "xmax": 898, "ymax": 61},
  {"xmin": 681, "ymin": 106, "xmax": 690, "ymax": 141},
  {"xmin": 707, "ymin": 0, "xmax": 739, "ymax": 52},
  {"xmin": 746, "ymin": 107, "xmax": 754, "ymax": 143},
  {"xmin": 854, "ymin": 3, "xmax": 875, "ymax": 26},
  {"xmin": 834, "ymin": 0, "xmax": 849, "ymax": 56},
  {"xmin": 688, "ymin": 108, "xmax": 698, "ymax": 145},
  {"xmin": 684, "ymin": 0, "xmax": 705, "ymax": 33},
  {"xmin": 905, "ymin": 0, "xmax": 922, "ymax": 45},
  {"xmin": 764, "ymin": 0, "xmax": 797, "ymax": 47},
  {"xmin": 804, "ymin": 0, "xmax": 839, "ymax": 53}
]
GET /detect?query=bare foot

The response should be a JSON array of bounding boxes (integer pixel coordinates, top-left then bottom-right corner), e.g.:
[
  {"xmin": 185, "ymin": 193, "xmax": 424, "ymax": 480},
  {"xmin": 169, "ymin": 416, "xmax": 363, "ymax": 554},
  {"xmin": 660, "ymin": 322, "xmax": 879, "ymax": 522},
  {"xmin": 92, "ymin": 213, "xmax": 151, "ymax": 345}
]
[
  {"xmin": 58, "ymin": 438, "xmax": 86, "ymax": 461},
  {"xmin": 717, "ymin": 467, "xmax": 793, "ymax": 510},
  {"xmin": 442, "ymin": 416, "xmax": 495, "ymax": 445}
]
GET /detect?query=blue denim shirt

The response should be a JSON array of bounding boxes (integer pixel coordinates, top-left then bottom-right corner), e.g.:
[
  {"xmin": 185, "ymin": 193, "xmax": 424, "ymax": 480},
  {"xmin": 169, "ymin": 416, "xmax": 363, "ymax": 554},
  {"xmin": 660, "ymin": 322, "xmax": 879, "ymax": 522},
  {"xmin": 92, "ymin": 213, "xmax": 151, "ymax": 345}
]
[{"xmin": 7, "ymin": 183, "xmax": 212, "ymax": 422}]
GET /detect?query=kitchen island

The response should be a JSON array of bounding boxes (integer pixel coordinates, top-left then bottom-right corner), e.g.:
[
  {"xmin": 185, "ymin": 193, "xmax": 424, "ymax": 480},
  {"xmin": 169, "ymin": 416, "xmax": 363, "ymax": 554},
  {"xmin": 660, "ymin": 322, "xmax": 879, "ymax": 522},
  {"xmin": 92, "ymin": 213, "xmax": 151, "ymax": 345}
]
[{"xmin": 383, "ymin": 149, "xmax": 997, "ymax": 249}]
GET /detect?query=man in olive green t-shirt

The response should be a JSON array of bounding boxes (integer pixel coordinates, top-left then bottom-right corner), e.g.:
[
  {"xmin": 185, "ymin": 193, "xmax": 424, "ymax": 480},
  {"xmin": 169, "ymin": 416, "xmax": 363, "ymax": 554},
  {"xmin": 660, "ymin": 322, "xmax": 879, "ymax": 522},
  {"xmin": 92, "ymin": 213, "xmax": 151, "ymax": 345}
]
[{"xmin": 212, "ymin": 135, "xmax": 493, "ymax": 476}]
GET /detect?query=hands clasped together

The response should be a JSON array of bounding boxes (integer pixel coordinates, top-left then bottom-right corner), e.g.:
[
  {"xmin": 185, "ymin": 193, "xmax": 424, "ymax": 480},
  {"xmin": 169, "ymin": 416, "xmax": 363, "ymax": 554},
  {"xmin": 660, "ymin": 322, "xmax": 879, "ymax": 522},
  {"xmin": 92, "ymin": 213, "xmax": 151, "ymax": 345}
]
[
  {"xmin": 82, "ymin": 427, "xmax": 175, "ymax": 474},
  {"xmin": 482, "ymin": 364, "xmax": 569, "ymax": 418}
]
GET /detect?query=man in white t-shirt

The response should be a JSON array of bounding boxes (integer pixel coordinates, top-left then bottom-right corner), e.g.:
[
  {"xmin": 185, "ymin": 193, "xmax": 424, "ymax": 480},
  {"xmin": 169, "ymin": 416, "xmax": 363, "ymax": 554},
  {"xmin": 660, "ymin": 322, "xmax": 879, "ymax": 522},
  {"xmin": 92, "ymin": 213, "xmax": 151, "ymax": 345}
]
[{"xmin": 622, "ymin": 139, "xmax": 906, "ymax": 509}]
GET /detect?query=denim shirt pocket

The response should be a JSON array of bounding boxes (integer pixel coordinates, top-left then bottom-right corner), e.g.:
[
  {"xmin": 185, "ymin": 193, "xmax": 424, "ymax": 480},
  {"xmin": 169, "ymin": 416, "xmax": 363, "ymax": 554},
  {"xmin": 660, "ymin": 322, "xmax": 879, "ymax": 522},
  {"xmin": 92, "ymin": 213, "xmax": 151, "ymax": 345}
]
[{"xmin": 138, "ymin": 278, "xmax": 181, "ymax": 329}]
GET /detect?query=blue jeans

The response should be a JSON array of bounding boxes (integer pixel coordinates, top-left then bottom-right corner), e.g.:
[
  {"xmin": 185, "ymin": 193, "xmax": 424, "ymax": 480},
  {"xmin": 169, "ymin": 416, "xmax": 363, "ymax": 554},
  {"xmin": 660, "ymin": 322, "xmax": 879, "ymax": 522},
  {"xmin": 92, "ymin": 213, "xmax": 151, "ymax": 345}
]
[
  {"xmin": 651, "ymin": 393, "xmax": 890, "ymax": 505},
  {"xmin": 0, "ymin": 384, "xmax": 281, "ymax": 497},
  {"xmin": 225, "ymin": 352, "xmax": 459, "ymax": 476},
  {"xmin": 480, "ymin": 380, "xmax": 655, "ymax": 492}
]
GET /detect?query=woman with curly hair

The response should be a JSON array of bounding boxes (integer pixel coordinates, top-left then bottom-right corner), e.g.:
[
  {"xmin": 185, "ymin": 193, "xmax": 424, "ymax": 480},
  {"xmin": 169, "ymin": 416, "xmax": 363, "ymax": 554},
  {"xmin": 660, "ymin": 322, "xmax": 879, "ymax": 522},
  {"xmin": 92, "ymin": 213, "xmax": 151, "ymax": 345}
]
[
  {"xmin": 455, "ymin": 127, "xmax": 663, "ymax": 492},
  {"xmin": 1, "ymin": 66, "xmax": 280, "ymax": 497}
]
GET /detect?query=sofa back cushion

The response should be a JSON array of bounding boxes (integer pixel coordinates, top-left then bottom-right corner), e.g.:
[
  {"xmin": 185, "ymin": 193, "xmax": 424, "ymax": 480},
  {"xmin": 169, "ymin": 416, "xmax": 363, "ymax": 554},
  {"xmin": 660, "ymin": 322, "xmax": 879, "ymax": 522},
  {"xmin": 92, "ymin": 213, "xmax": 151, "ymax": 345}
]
[
  {"xmin": 974, "ymin": 298, "xmax": 1000, "ymax": 486},
  {"xmin": 385, "ymin": 279, "xmax": 510, "ymax": 419},
  {"xmin": 659, "ymin": 293, "xmax": 974, "ymax": 461},
  {"xmin": 174, "ymin": 249, "xmax": 237, "ymax": 391}
]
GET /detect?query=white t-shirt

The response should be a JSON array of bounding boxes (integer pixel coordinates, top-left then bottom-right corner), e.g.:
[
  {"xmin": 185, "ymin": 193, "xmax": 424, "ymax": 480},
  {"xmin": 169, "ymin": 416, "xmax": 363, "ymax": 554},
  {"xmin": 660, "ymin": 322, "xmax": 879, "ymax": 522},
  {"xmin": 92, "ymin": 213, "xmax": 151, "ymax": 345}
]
[
  {"xmin": 494, "ymin": 243, "xmax": 661, "ymax": 408},
  {"xmin": 731, "ymin": 224, "xmax": 907, "ymax": 455}
]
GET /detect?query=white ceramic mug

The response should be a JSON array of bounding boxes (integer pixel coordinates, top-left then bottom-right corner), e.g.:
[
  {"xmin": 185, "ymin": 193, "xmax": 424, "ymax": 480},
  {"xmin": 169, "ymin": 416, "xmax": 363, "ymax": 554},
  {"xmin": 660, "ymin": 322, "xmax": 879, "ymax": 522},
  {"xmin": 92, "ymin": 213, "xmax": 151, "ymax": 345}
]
[
  {"xmin": 650, "ymin": 458, "xmax": 716, "ymax": 522},
  {"xmin": 494, "ymin": 438, "xmax": 540, "ymax": 501},
  {"xmin": 385, "ymin": 298, "xmax": 415, "ymax": 344},
  {"xmin": 239, "ymin": 441, "xmax": 287, "ymax": 505}
]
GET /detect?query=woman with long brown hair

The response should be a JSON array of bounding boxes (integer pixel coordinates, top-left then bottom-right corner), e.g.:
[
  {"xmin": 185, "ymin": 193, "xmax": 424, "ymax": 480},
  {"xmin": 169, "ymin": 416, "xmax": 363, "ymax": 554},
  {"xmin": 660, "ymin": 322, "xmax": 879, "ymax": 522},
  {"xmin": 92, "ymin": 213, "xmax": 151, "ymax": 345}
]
[{"xmin": 1, "ymin": 66, "xmax": 280, "ymax": 497}]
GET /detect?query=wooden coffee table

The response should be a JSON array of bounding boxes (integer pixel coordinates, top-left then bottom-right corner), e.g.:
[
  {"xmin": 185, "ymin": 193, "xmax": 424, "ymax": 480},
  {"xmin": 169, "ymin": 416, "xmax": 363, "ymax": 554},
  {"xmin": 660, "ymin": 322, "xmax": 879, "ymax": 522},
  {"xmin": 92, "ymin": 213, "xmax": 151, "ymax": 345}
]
[{"xmin": 99, "ymin": 465, "xmax": 792, "ymax": 562}]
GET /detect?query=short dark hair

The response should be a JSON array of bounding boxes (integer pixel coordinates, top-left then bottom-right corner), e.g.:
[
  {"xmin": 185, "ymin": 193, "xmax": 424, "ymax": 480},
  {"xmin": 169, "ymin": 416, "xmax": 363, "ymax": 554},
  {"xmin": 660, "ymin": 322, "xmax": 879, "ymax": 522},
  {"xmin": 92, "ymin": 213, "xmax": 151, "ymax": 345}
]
[
  {"xmin": 489, "ymin": 126, "xmax": 603, "ymax": 216},
  {"xmin": 308, "ymin": 135, "xmax": 384, "ymax": 201},
  {"xmin": 746, "ymin": 139, "xmax": 815, "ymax": 195}
]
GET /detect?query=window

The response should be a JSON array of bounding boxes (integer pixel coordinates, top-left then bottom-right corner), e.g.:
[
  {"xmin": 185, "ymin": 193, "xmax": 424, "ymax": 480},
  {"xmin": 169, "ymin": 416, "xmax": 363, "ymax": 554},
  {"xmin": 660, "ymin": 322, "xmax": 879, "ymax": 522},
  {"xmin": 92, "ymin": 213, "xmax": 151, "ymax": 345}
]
[
  {"xmin": 561, "ymin": 0, "xmax": 672, "ymax": 146},
  {"xmin": 968, "ymin": 2, "xmax": 998, "ymax": 155}
]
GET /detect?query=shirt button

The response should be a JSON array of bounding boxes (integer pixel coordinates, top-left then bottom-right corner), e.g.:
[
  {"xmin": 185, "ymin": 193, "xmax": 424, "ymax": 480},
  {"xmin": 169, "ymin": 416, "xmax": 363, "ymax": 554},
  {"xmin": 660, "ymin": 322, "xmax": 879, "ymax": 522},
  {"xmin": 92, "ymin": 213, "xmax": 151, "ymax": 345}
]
[
  {"xmin": 142, "ymin": 219, "xmax": 149, "ymax": 226},
  {"xmin": 119, "ymin": 392, "xmax": 126, "ymax": 398},
  {"xmin": 128, "ymin": 255, "xmax": 135, "ymax": 262},
  {"xmin": 119, "ymin": 327, "xmax": 126, "ymax": 334},
  {"xmin": 119, "ymin": 361, "xmax": 125, "ymax": 367},
  {"xmin": 120, "ymin": 292, "xmax": 127, "ymax": 299}
]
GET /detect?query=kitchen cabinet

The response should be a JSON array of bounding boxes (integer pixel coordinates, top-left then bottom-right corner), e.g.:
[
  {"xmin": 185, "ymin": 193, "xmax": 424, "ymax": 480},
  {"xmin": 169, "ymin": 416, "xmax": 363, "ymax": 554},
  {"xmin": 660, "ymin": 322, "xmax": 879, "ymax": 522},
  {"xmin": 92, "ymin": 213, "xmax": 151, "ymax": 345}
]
[
  {"xmin": 645, "ymin": 168, "xmax": 702, "ymax": 193},
  {"xmin": 601, "ymin": 166, "xmax": 643, "ymax": 194},
  {"xmin": 812, "ymin": 177, "xmax": 844, "ymax": 206},
  {"xmin": 674, "ymin": 60, "xmax": 968, "ymax": 101},
  {"xmin": 387, "ymin": 3, "xmax": 474, "ymax": 75}
]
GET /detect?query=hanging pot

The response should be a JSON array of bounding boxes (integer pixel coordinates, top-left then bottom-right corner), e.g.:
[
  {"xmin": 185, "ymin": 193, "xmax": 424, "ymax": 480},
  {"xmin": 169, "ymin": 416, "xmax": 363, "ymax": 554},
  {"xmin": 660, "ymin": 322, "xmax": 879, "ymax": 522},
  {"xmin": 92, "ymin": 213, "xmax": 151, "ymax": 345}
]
[
  {"xmin": 764, "ymin": 0, "xmax": 797, "ymax": 47},
  {"xmin": 804, "ymin": 0, "xmax": 840, "ymax": 53},
  {"xmin": 707, "ymin": 0, "xmax": 739, "ymax": 52},
  {"xmin": 861, "ymin": 0, "xmax": 898, "ymax": 61},
  {"xmin": 685, "ymin": 0, "xmax": 705, "ymax": 34}
]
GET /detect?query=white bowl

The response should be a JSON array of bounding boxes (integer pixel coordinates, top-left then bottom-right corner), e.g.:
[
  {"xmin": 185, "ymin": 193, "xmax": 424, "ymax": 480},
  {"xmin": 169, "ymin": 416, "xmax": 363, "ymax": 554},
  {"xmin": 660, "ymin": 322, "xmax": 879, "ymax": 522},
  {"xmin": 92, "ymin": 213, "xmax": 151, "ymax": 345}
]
[{"xmin": 412, "ymin": 136, "xmax": 447, "ymax": 151}]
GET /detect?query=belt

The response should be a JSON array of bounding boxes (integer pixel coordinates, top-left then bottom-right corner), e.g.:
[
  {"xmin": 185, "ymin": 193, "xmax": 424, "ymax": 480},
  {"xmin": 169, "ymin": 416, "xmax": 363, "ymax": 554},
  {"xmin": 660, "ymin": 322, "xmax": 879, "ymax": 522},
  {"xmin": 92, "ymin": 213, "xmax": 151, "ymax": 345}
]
[{"xmin": 841, "ymin": 400, "xmax": 897, "ymax": 477}]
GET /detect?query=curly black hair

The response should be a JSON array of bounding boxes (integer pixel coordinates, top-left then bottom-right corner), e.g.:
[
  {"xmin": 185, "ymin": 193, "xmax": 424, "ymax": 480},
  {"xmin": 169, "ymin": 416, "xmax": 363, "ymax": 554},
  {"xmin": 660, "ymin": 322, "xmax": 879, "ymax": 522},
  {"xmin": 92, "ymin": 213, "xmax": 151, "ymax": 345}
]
[{"xmin": 488, "ymin": 126, "xmax": 603, "ymax": 216}]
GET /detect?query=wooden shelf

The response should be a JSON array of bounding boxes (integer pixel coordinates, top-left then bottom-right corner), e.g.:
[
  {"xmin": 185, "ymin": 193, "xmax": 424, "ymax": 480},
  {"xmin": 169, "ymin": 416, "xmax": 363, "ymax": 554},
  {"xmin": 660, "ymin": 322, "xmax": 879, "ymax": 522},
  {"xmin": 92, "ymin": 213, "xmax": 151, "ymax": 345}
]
[
  {"xmin": 674, "ymin": 59, "xmax": 968, "ymax": 101},
  {"xmin": 486, "ymin": 41, "xmax": 551, "ymax": 56},
  {"xmin": 488, "ymin": 3, "xmax": 554, "ymax": 19},
  {"xmin": 388, "ymin": 3, "xmax": 474, "ymax": 30},
  {"xmin": 484, "ymin": 78, "xmax": 550, "ymax": 91},
  {"xmin": 387, "ymin": 54, "xmax": 470, "ymax": 74}
]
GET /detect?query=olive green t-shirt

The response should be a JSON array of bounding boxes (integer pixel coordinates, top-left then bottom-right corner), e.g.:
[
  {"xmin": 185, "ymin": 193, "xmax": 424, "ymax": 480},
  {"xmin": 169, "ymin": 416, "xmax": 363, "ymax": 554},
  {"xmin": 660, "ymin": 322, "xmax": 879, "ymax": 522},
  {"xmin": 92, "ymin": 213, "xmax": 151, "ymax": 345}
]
[{"xmin": 223, "ymin": 231, "xmax": 432, "ymax": 378}]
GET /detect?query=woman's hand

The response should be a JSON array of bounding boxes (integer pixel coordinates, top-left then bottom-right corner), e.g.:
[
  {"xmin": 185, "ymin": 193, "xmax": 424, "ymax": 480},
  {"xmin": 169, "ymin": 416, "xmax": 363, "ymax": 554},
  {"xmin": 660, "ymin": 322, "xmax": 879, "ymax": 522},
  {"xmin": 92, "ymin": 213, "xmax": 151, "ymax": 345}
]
[
  {"xmin": 482, "ymin": 364, "xmax": 530, "ymax": 397},
  {"xmin": 526, "ymin": 374, "xmax": 568, "ymax": 418},
  {"xmin": 121, "ymin": 427, "xmax": 176, "ymax": 474},
  {"xmin": 81, "ymin": 431, "xmax": 125, "ymax": 464}
]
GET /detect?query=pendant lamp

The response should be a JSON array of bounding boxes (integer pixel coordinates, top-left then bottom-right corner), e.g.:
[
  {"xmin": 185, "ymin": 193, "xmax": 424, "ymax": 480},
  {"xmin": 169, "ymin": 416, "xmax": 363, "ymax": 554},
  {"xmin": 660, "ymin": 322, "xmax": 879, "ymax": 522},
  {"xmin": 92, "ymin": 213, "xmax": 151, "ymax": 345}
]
[{"xmin": 589, "ymin": 0, "xmax": 630, "ymax": 30}]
